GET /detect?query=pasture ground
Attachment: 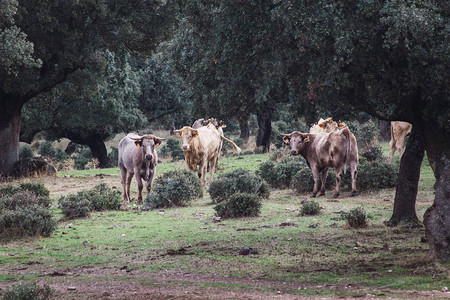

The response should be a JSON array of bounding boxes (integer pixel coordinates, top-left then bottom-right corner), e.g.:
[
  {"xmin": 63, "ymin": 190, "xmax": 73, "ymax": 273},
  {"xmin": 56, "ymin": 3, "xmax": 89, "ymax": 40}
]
[{"xmin": 1, "ymin": 150, "xmax": 449, "ymax": 299}]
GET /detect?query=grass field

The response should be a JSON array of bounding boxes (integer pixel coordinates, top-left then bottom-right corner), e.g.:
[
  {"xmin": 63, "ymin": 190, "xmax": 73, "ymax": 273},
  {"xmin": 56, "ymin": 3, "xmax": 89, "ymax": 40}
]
[{"xmin": 1, "ymin": 145, "xmax": 449, "ymax": 299}]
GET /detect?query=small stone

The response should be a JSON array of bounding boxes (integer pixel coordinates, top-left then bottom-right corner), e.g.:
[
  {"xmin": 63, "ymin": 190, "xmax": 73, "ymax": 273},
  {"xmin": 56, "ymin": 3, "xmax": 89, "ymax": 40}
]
[{"xmin": 67, "ymin": 287, "xmax": 77, "ymax": 291}]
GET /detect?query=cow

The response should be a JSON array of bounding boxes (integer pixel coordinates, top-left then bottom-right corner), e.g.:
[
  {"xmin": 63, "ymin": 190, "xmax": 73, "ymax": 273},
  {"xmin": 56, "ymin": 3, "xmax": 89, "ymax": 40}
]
[
  {"xmin": 282, "ymin": 127, "xmax": 358, "ymax": 198},
  {"xmin": 118, "ymin": 133, "xmax": 165, "ymax": 203},
  {"xmin": 192, "ymin": 118, "xmax": 226, "ymax": 169},
  {"xmin": 388, "ymin": 121, "xmax": 412, "ymax": 163},
  {"xmin": 174, "ymin": 123, "xmax": 241, "ymax": 186},
  {"xmin": 310, "ymin": 117, "xmax": 346, "ymax": 134}
]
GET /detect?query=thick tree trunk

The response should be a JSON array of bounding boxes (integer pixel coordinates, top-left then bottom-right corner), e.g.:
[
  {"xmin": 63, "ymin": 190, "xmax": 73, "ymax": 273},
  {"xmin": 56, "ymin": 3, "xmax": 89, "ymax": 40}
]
[
  {"xmin": 85, "ymin": 136, "xmax": 111, "ymax": 168},
  {"xmin": 386, "ymin": 127, "xmax": 423, "ymax": 227},
  {"xmin": 238, "ymin": 117, "xmax": 250, "ymax": 144},
  {"xmin": 256, "ymin": 107, "xmax": 272, "ymax": 153},
  {"xmin": 0, "ymin": 110, "xmax": 22, "ymax": 176},
  {"xmin": 422, "ymin": 124, "xmax": 450, "ymax": 262},
  {"xmin": 378, "ymin": 120, "xmax": 391, "ymax": 142}
]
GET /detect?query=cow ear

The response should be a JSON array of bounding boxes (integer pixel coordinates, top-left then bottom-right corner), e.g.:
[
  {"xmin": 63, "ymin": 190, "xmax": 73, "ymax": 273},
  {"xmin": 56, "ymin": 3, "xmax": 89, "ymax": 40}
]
[
  {"xmin": 154, "ymin": 138, "xmax": 164, "ymax": 146},
  {"xmin": 192, "ymin": 130, "xmax": 199, "ymax": 138},
  {"xmin": 283, "ymin": 136, "xmax": 291, "ymax": 144},
  {"xmin": 134, "ymin": 140, "xmax": 142, "ymax": 147},
  {"xmin": 303, "ymin": 136, "xmax": 310, "ymax": 143}
]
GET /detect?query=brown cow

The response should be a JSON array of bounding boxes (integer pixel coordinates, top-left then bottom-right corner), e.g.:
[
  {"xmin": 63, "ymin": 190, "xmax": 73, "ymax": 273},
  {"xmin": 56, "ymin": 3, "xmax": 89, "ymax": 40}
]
[
  {"xmin": 282, "ymin": 128, "xmax": 358, "ymax": 198},
  {"xmin": 310, "ymin": 117, "xmax": 346, "ymax": 134},
  {"xmin": 388, "ymin": 121, "xmax": 412, "ymax": 163},
  {"xmin": 174, "ymin": 123, "xmax": 241, "ymax": 186},
  {"xmin": 118, "ymin": 133, "xmax": 165, "ymax": 203},
  {"xmin": 192, "ymin": 118, "xmax": 226, "ymax": 169}
]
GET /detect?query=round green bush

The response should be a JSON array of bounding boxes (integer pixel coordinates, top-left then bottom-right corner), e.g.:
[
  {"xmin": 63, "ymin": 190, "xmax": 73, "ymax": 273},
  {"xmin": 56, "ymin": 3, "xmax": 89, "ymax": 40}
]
[
  {"xmin": 291, "ymin": 167, "xmax": 336, "ymax": 194},
  {"xmin": 208, "ymin": 168, "xmax": 270, "ymax": 203},
  {"xmin": 213, "ymin": 192, "xmax": 261, "ymax": 219},
  {"xmin": 360, "ymin": 145, "xmax": 384, "ymax": 162},
  {"xmin": 108, "ymin": 146, "xmax": 119, "ymax": 167},
  {"xmin": 144, "ymin": 169, "xmax": 203, "ymax": 209},
  {"xmin": 0, "ymin": 205, "xmax": 57, "ymax": 237},
  {"xmin": 58, "ymin": 194, "xmax": 91, "ymax": 219},
  {"xmin": 342, "ymin": 206, "xmax": 368, "ymax": 228},
  {"xmin": 160, "ymin": 138, "xmax": 184, "ymax": 161},
  {"xmin": 86, "ymin": 183, "xmax": 121, "ymax": 211},
  {"xmin": 0, "ymin": 183, "xmax": 51, "ymax": 208},
  {"xmin": 257, "ymin": 156, "xmax": 306, "ymax": 189},
  {"xmin": 38, "ymin": 141, "xmax": 56, "ymax": 157},
  {"xmin": 19, "ymin": 145, "xmax": 34, "ymax": 159},
  {"xmin": 2, "ymin": 281, "xmax": 54, "ymax": 300},
  {"xmin": 300, "ymin": 200, "xmax": 321, "ymax": 216},
  {"xmin": 356, "ymin": 157, "xmax": 398, "ymax": 191}
]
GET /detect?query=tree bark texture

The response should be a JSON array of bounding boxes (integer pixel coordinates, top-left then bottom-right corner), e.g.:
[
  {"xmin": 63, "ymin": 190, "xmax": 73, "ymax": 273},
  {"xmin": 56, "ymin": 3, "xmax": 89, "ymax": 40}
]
[
  {"xmin": 378, "ymin": 120, "xmax": 391, "ymax": 142},
  {"xmin": 0, "ymin": 110, "xmax": 22, "ymax": 176},
  {"xmin": 256, "ymin": 107, "xmax": 272, "ymax": 153},
  {"xmin": 238, "ymin": 117, "xmax": 250, "ymax": 144},
  {"xmin": 387, "ymin": 127, "xmax": 424, "ymax": 227},
  {"xmin": 422, "ymin": 123, "xmax": 450, "ymax": 261},
  {"xmin": 85, "ymin": 135, "xmax": 111, "ymax": 168}
]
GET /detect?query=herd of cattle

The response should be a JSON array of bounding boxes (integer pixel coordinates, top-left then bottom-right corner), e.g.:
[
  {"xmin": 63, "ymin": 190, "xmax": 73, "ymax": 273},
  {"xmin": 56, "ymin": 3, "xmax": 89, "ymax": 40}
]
[{"xmin": 118, "ymin": 118, "xmax": 412, "ymax": 203}]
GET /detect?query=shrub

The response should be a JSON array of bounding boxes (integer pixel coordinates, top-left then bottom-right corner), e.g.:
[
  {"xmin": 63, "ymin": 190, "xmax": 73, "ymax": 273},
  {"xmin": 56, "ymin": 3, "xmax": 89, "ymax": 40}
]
[
  {"xmin": 0, "ymin": 199, "xmax": 57, "ymax": 237},
  {"xmin": 341, "ymin": 206, "xmax": 368, "ymax": 228},
  {"xmin": 58, "ymin": 184, "xmax": 121, "ymax": 218},
  {"xmin": 357, "ymin": 157, "xmax": 398, "ymax": 191},
  {"xmin": 360, "ymin": 144, "xmax": 383, "ymax": 162},
  {"xmin": 213, "ymin": 193, "xmax": 261, "ymax": 219},
  {"xmin": 38, "ymin": 141, "xmax": 56, "ymax": 157},
  {"xmin": 300, "ymin": 201, "xmax": 321, "ymax": 216},
  {"xmin": 19, "ymin": 183, "xmax": 50, "ymax": 199},
  {"xmin": 291, "ymin": 167, "xmax": 336, "ymax": 194},
  {"xmin": 58, "ymin": 194, "xmax": 91, "ymax": 219},
  {"xmin": 346, "ymin": 119, "xmax": 379, "ymax": 147},
  {"xmin": 258, "ymin": 156, "xmax": 306, "ymax": 188},
  {"xmin": 19, "ymin": 145, "xmax": 34, "ymax": 159},
  {"xmin": 84, "ymin": 183, "xmax": 121, "ymax": 211},
  {"xmin": 144, "ymin": 169, "xmax": 202, "ymax": 209},
  {"xmin": 208, "ymin": 168, "xmax": 270, "ymax": 203},
  {"xmin": 160, "ymin": 138, "xmax": 184, "ymax": 161},
  {"xmin": 0, "ymin": 183, "xmax": 51, "ymax": 208},
  {"xmin": 2, "ymin": 281, "xmax": 53, "ymax": 300},
  {"xmin": 54, "ymin": 148, "xmax": 69, "ymax": 161}
]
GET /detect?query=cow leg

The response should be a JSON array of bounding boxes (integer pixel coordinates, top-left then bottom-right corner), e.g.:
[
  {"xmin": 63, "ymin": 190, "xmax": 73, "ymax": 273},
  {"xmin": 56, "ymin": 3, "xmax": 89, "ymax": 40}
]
[
  {"xmin": 208, "ymin": 157, "xmax": 218, "ymax": 185},
  {"xmin": 125, "ymin": 172, "xmax": 133, "ymax": 202},
  {"xmin": 319, "ymin": 169, "xmax": 328, "ymax": 196},
  {"xmin": 119, "ymin": 164, "xmax": 129, "ymax": 201},
  {"xmin": 350, "ymin": 162, "xmax": 358, "ymax": 196},
  {"xmin": 311, "ymin": 167, "xmax": 320, "ymax": 197},
  {"xmin": 146, "ymin": 170, "xmax": 155, "ymax": 197},
  {"xmin": 388, "ymin": 140, "xmax": 396, "ymax": 163},
  {"xmin": 333, "ymin": 167, "xmax": 342, "ymax": 198},
  {"xmin": 134, "ymin": 173, "xmax": 144, "ymax": 204}
]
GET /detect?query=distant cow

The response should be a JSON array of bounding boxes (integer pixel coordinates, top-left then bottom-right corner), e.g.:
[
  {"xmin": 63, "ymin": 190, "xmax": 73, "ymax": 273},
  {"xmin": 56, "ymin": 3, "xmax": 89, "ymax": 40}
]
[
  {"xmin": 192, "ymin": 118, "xmax": 226, "ymax": 169},
  {"xmin": 310, "ymin": 117, "xmax": 346, "ymax": 134},
  {"xmin": 282, "ymin": 128, "xmax": 358, "ymax": 198},
  {"xmin": 388, "ymin": 121, "xmax": 412, "ymax": 163},
  {"xmin": 174, "ymin": 123, "xmax": 241, "ymax": 186},
  {"xmin": 118, "ymin": 133, "xmax": 165, "ymax": 203}
]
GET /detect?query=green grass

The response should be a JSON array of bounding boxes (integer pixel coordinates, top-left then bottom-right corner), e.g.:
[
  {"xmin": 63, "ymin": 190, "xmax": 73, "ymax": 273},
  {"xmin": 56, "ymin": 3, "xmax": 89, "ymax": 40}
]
[{"xmin": 1, "ymin": 148, "xmax": 447, "ymax": 298}]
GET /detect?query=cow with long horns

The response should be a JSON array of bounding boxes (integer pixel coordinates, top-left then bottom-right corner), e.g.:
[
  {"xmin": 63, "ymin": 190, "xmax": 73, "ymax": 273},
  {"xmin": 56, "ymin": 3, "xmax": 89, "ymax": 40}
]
[{"xmin": 118, "ymin": 133, "xmax": 165, "ymax": 203}]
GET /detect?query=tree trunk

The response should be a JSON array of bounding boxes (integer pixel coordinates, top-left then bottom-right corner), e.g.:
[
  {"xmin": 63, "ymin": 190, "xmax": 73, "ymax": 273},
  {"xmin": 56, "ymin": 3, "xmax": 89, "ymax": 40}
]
[
  {"xmin": 378, "ymin": 120, "xmax": 391, "ymax": 142},
  {"xmin": 238, "ymin": 117, "xmax": 250, "ymax": 144},
  {"xmin": 422, "ymin": 124, "xmax": 450, "ymax": 262},
  {"xmin": 256, "ymin": 107, "xmax": 272, "ymax": 153},
  {"xmin": 85, "ymin": 135, "xmax": 111, "ymax": 168},
  {"xmin": 0, "ymin": 110, "xmax": 22, "ymax": 176},
  {"xmin": 386, "ymin": 127, "xmax": 423, "ymax": 227}
]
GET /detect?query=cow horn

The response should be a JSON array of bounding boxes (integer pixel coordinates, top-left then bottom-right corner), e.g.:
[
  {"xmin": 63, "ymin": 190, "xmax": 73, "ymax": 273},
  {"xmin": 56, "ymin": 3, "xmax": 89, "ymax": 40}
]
[{"xmin": 129, "ymin": 136, "xmax": 143, "ymax": 140}]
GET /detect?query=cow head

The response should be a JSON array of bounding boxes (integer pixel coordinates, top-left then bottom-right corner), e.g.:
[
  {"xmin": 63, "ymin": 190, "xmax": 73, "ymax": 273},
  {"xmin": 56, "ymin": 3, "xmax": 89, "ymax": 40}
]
[
  {"xmin": 174, "ymin": 126, "xmax": 198, "ymax": 151},
  {"xmin": 131, "ymin": 135, "xmax": 165, "ymax": 161},
  {"xmin": 281, "ymin": 131, "xmax": 310, "ymax": 155}
]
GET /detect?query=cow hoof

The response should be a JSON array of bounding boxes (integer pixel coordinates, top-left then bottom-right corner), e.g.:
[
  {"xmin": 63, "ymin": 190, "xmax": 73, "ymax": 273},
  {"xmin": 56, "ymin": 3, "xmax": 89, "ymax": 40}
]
[
  {"xmin": 137, "ymin": 199, "xmax": 143, "ymax": 205},
  {"xmin": 332, "ymin": 193, "xmax": 340, "ymax": 198}
]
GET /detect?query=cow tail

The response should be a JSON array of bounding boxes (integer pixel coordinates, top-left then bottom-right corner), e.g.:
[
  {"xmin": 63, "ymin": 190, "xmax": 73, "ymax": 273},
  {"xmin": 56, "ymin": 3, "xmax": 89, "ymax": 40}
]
[
  {"xmin": 343, "ymin": 129, "xmax": 350, "ymax": 174},
  {"xmin": 220, "ymin": 136, "xmax": 242, "ymax": 153}
]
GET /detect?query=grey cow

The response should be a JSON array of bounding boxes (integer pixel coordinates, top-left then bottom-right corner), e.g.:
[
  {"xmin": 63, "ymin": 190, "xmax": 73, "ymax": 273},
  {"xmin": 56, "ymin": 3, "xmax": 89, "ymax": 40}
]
[{"xmin": 118, "ymin": 133, "xmax": 165, "ymax": 203}]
